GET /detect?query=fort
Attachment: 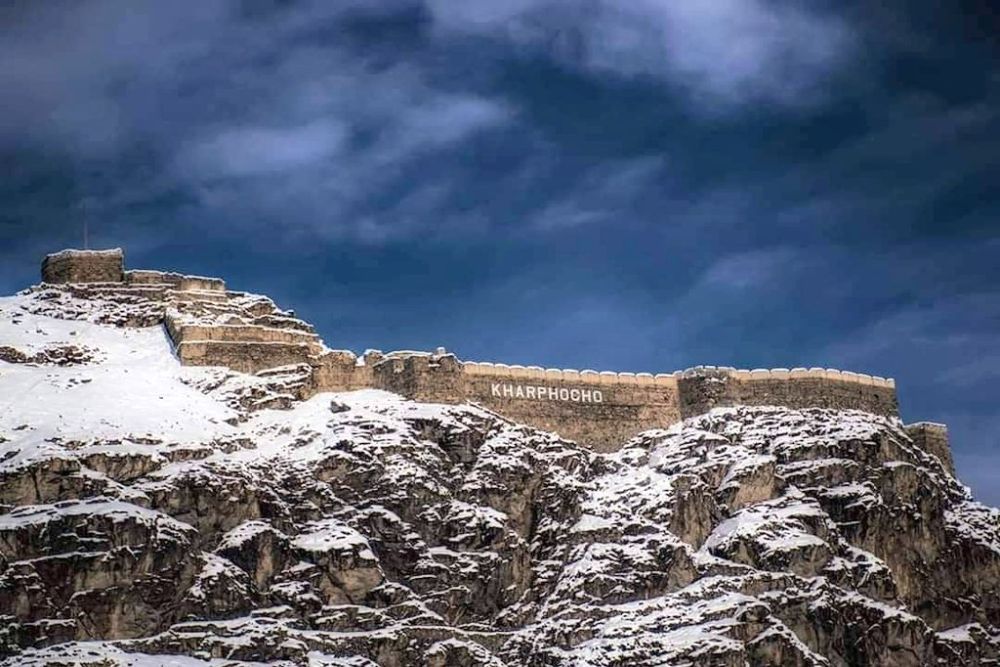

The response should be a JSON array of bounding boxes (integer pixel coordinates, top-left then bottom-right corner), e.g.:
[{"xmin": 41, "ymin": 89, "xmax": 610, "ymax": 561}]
[{"xmin": 35, "ymin": 249, "xmax": 917, "ymax": 452}]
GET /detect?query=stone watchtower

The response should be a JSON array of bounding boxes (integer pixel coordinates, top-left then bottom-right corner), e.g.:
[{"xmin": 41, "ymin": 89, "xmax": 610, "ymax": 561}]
[{"xmin": 41, "ymin": 248, "xmax": 125, "ymax": 284}]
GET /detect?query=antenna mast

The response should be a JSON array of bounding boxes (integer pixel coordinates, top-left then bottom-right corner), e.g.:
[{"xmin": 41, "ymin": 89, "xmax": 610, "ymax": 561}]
[{"xmin": 79, "ymin": 197, "xmax": 90, "ymax": 250}]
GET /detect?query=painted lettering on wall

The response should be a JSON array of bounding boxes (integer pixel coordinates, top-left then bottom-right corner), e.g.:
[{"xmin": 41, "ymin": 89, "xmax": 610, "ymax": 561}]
[{"xmin": 490, "ymin": 383, "xmax": 604, "ymax": 403}]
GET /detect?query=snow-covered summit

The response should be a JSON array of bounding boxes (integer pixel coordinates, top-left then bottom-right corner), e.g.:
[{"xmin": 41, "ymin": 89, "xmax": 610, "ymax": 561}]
[{"xmin": 1, "ymin": 277, "xmax": 999, "ymax": 666}]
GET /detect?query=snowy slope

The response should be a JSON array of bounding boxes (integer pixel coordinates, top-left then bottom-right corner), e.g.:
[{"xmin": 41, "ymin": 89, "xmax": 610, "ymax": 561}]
[
  {"xmin": 1, "ymin": 288, "xmax": 999, "ymax": 667},
  {"xmin": 0, "ymin": 296, "xmax": 235, "ymax": 463}
]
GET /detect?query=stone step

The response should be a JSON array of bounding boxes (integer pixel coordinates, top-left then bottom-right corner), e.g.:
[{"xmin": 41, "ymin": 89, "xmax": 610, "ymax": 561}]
[
  {"xmin": 168, "ymin": 290, "xmax": 232, "ymax": 303},
  {"xmin": 167, "ymin": 322, "xmax": 319, "ymax": 345},
  {"xmin": 175, "ymin": 340, "xmax": 321, "ymax": 374}
]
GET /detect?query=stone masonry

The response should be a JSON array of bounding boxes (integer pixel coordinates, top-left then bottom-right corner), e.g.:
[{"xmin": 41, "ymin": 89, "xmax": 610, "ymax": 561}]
[
  {"xmin": 905, "ymin": 422, "xmax": 955, "ymax": 476},
  {"xmin": 41, "ymin": 248, "xmax": 124, "ymax": 284},
  {"xmin": 37, "ymin": 249, "xmax": 914, "ymax": 452}
]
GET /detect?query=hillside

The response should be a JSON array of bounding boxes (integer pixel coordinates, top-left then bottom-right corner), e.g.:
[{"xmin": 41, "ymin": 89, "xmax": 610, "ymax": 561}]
[{"xmin": 1, "ymin": 269, "xmax": 999, "ymax": 666}]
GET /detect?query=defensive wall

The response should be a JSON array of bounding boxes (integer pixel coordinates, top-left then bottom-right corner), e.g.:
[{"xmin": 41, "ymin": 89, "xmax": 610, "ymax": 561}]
[
  {"xmin": 36, "ymin": 249, "xmax": 914, "ymax": 452},
  {"xmin": 308, "ymin": 351, "xmax": 898, "ymax": 451}
]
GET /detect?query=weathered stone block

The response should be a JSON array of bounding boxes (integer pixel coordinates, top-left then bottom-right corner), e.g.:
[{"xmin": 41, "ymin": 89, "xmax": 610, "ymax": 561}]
[
  {"xmin": 126, "ymin": 270, "xmax": 226, "ymax": 292},
  {"xmin": 906, "ymin": 422, "xmax": 955, "ymax": 476},
  {"xmin": 42, "ymin": 249, "xmax": 124, "ymax": 284}
]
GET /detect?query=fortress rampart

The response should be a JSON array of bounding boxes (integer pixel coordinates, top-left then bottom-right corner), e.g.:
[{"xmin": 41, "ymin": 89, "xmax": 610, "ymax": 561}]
[
  {"xmin": 36, "ymin": 249, "xmax": 910, "ymax": 452},
  {"xmin": 306, "ymin": 351, "xmax": 897, "ymax": 451}
]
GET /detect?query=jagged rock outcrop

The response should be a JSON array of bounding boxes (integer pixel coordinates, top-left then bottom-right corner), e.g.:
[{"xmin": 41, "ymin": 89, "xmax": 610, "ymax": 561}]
[{"xmin": 1, "ymin": 272, "xmax": 999, "ymax": 666}]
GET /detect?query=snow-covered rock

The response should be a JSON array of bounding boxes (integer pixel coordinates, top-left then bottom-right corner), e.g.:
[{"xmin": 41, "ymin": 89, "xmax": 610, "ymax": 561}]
[{"xmin": 1, "ymin": 285, "xmax": 999, "ymax": 666}]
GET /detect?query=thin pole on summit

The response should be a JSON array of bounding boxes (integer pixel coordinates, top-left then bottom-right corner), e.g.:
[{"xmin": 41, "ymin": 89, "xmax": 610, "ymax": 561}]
[{"xmin": 79, "ymin": 197, "xmax": 90, "ymax": 250}]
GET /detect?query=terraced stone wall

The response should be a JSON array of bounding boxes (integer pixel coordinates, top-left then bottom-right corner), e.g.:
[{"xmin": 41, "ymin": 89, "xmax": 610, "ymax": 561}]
[
  {"xmin": 159, "ymin": 277, "xmax": 329, "ymax": 375},
  {"xmin": 126, "ymin": 270, "xmax": 226, "ymax": 292},
  {"xmin": 174, "ymin": 340, "xmax": 319, "ymax": 375}
]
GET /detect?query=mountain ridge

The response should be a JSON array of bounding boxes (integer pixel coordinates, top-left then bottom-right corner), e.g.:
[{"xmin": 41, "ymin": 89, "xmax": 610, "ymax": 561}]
[
  {"xmin": 32, "ymin": 248, "xmax": 902, "ymax": 451},
  {"xmin": 0, "ymin": 254, "xmax": 998, "ymax": 666}
]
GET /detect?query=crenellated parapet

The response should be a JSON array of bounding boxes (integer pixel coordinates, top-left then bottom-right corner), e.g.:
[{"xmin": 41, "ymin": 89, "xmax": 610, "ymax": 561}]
[
  {"xmin": 459, "ymin": 360, "xmax": 680, "ymax": 450},
  {"xmin": 674, "ymin": 365, "xmax": 897, "ymax": 419},
  {"xmin": 457, "ymin": 361, "xmax": 894, "ymax": 390},
  {"xmin": 416, "ymin": 359, "xmax": 897, "ymax": 450}
]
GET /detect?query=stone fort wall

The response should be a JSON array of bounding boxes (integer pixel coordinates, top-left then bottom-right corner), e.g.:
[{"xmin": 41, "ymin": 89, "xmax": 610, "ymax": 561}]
[
  {"xmin": 38, "ymin": 249, "xmax": 902, "ymax": 451},
  {"xmin": 308, "ymin": 351, "xmax": 897, "ymax": 451}
]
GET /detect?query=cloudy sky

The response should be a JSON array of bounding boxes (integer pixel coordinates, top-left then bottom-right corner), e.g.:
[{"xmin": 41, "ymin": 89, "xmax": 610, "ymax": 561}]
[{"xmin": 2, "ymin": 1, "xmax": 998, "ymax": 502}]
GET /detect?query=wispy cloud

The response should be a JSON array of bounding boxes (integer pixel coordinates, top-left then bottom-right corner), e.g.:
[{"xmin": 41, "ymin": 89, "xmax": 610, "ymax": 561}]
[
  {"xmin": 428, "ymin": 0, "xmax": 855, "ymax": 110},
  {"xmin": 180, "ymin": 121, "xmax": 349, "ymax": 179},
  {"xmin": 926, "ymin": 413, "xmax": 1000, "ymax": 506},
  {"xmin": 0, "ymin": 2, "xmax": 231, "ymax": 155},
  {"xmin": 171, "ymin": 64, "xmax": 512, "ymax": 243},
  {"xmin": 823, "ymin": 291, "xmax": 1000, "ymax": 376},
  {"xmin": 668, "ymin": 246, "xmax": 818, "ymax": 345},
  {"xmin": 0, "ymin": 2, "xmax": 514, "ymax": 245},
  {"xmin": 529, "ymin": 157, "xmax": 665, "ymax": 231},
  {"xmin": 938, "ymin": 356, "xmax": 1000, "ymax": 389},
  {"xmin": 694, "ymin": 247, "xmax": 803, "ymax": 292}
]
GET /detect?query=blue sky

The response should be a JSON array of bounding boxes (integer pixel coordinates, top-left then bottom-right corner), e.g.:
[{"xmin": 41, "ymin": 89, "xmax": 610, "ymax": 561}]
[{"xmin": 1, "ymin": 1, "xmax": 998, "ymax": 503}]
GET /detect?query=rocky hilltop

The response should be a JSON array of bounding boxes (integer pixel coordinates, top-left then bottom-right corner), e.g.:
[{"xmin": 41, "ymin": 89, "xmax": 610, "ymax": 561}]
[{"xmin": 0, "ymin": 256, "xmax": 998, "ymax": 666}]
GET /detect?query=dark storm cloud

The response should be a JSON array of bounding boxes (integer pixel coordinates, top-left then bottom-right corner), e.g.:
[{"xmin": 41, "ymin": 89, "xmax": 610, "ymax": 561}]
[
  {"xmin": 1, "ymin": 1, "xmax": 997, "ymax": 502},
  {"xmin": 0, "ymin": 1, "xmax": 520, "ymax": 247},
  {"xmin": 0, "ymin": 0, "xmax": 868, "ymax": 247}
]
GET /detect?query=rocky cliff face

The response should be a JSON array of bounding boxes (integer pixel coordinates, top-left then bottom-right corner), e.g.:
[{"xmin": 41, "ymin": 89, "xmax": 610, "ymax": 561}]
[{"xmin": 0, "ymin": 284, "xmax": 998, "ymax": 667}]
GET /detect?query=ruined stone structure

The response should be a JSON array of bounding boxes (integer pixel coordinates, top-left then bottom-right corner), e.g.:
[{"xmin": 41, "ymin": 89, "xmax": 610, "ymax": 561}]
[
  {"xmin": 41, "ymin": 248, "xmax": 124, "ymax": 284},
  {"xmin": 38, "ymin": 249, "xmax": 906, "ymax": 451},
  {"xmin": 905, "ymin": 422, "xmax": 955, "ymax": 476}
]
